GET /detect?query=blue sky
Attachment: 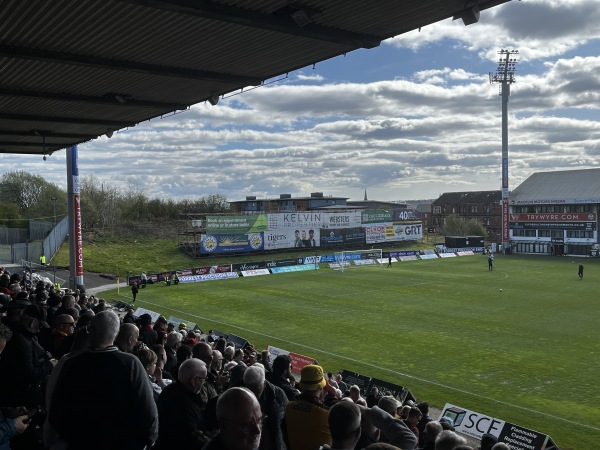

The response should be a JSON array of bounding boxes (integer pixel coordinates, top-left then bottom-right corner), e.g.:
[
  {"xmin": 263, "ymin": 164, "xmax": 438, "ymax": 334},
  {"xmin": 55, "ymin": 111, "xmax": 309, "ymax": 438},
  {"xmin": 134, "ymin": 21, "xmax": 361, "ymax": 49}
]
[{"xmin": 3, "ymin": 0, "xmax": 600, "ymax": 203}]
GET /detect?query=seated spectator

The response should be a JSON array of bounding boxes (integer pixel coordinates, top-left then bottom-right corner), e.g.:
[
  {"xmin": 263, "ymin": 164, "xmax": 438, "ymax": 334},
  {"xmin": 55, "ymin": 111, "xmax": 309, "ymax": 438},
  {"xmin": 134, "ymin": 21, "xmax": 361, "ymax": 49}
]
[
  {"xmin": 434, "ymin": 430, "xmax": 467, "ymax": 450},
  {"xmin": 155, "ymin": 358, "xmax": 210, "ymax": 449},
  {"xmin": 202, "ymin": 387, "xmax": 263, "ymax": 450},
  {"xmin": 244, "ymin": 364, "xmax": 288, "ymax": 450}
]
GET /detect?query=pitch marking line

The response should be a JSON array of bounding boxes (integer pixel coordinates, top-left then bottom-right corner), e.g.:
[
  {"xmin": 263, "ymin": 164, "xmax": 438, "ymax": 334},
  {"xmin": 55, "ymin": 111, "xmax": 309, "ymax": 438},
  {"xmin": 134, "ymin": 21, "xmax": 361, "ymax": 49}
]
[{"xmin": 136, "ymin": 298, "xmax": 599, "ymax": 433}]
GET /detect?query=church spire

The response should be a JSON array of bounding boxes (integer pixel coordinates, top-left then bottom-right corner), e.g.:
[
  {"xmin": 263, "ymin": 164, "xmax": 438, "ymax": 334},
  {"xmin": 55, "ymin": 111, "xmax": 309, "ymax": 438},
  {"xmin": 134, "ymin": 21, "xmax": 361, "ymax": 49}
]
[{"xmin": 364, "ymin": 188, "xmax": 368, "ymax": 201}]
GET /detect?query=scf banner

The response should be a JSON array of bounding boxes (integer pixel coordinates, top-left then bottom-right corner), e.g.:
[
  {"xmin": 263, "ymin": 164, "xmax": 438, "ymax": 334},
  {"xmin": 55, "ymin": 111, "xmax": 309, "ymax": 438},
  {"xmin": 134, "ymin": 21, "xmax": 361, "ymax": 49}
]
[{"xmin": 439, "ymin": 404, "xmax": 558, "ymax": 450}]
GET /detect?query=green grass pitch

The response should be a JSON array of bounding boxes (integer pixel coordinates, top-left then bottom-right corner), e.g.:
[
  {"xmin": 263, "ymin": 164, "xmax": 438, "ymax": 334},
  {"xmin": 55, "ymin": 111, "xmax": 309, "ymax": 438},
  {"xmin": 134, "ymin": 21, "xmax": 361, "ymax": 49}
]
[{"xmin": 103, "ymin": 253, "xmax": 600, "ymax": 449}]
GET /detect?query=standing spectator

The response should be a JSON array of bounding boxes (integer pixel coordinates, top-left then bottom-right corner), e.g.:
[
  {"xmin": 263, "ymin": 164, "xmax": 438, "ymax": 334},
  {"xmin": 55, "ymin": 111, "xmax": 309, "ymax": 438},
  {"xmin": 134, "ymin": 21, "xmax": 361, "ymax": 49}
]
[
  {"xmin": 366, "ymin": 386, "xmax": 381, "ymax": 408},
  {"xmin": 155, "ymin": 359, "xmax": 210, "ymax": 449},
  {"xmin": 284, "ymin": 364, "xmax": 331, "ymax": 450},
  {"xmin": 267, "ymin": 355, "xmax": 300, "ymax": 401},
  {"xmin": 131, "ymin": 281, "xmax": 139, "ymax": 302},
  {"xmin": 164, "ymin": 331, "xmax": 181, "ymax": 373},
  {"xmin": 328, "ymin": 401, "xmax": 362, "ymax": 450},
  {"xmin": 404, "ymin": 407, "xmax": 422, "ymax": 442},
  {"xmin": 488, "ymin": 253, "xmax": 494, "ymax": 271},
  {"xmin": 335, "ymin": 373, "xmax": 348, "ymax": 394},
  {"xmin": 0, "ymin": 304, "xmax": 56, "ymax": 408},
  {"xmin": 416, "ymin": 401, "xmax": 433, "ymax": 447},
  {"xmin": 350, "ymin": 385, "xmax": 367, "ymax": 406},
  {"xmin": 420, "ymin": 421, "xmax": 443, "ymax": 450},
  {"xmin": 0, "ymin": 323, "xmax": 29, "ymax": 447},
  {"xmin": 202, "ymin": 387, "xmax": 263, "ymax": 450},
  {"xmin": 244, "ymin": 364, "xmax": 288, "ymax": 450},
  {"xmin": 115, "ymin": 323, "xmax": 140, "ymax": 353},
  {"xmin": 49, "ymin": 311, "xmax": 158, "ymax": 450},
  {"xmin": 139, "ymin": 313, "xmax": 158, "ymax": 347},
  {"xmin": 434, "ymin": 430, "xmax": 467, "ymax": 450}
]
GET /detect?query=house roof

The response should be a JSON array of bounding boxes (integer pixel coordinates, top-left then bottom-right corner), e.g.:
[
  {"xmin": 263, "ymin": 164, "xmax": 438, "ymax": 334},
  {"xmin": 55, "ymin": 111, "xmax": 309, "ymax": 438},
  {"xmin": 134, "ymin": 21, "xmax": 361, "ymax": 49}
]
[
  {"xmin": 0, "ymin": 0, "xmax": 510, "ymax": 156},
  {"xmin": 510, "ymin": 169, "xmax": 600, "ymax": 204},
  {"xmin": 433, "ymin": 190, "xmax": 501, "ymax": 205}
]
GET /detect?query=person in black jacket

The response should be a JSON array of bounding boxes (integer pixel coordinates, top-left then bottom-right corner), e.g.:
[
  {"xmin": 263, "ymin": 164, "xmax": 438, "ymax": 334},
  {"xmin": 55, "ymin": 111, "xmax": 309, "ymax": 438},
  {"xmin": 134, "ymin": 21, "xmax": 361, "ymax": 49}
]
[
  {"xmin": 244, "ymin": 365, "xmax": 288, "ymax": 450},
  {"xmin": 0, "ymin": 304, "xmax": 57, "ymax": 408},
  {"xmin": 49, "ymin": 311, "xmax": 158, "ymax": 450}
]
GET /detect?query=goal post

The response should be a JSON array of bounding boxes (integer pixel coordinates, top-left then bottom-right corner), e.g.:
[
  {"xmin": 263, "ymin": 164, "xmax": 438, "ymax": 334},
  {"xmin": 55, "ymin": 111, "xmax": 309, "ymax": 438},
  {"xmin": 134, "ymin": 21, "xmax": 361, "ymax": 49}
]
[{"xmin": 333, "ymin": 249, "xmax": 383, "ymax": 272}]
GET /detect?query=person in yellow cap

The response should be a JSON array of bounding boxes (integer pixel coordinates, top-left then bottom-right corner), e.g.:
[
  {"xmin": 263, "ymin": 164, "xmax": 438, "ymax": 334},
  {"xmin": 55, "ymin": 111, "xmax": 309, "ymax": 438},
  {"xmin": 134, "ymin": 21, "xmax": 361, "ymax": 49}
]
[{"xmin": 283, "ymin": 364, "xmax": 331, "ymax": 450}]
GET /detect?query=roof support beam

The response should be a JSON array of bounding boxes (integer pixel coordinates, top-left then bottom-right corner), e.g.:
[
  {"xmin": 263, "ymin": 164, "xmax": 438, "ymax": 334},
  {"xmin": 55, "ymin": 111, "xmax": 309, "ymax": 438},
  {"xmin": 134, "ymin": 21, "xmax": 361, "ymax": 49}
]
[
  {"xmin": 0, "ymin": 112, "xmax": 133, "ymax": 128},
  {"xmin": 117, "ymin": 0, "xmax": 382, "ymax": 49},
  {"xmin": 0, "ymin": 45, "xmax": 262, "ymax": 85},
  {"xmin": 0, "ymin": 130, "xmax": 96, "ymax": 139},
  {"xmin": 0, "ymin": 88, "xmax": 190, "ymax": 111},
  {"xmin": 0, "ymin": 141, "xmax": 74, "ymax": 148}
]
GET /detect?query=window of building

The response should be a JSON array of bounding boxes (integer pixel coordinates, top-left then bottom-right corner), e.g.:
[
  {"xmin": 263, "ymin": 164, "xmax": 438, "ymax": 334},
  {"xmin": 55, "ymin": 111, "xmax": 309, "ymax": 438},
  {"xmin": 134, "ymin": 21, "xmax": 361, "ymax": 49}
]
[
  {"xmin": 566, "ymin": 204, "xmax": 592, "ymax": 213},
  {"xmin": 512, "ymin": 230, "xmax": 536, "ymax": 237},
  {"xmin": 483, "ymin": 204, "xmax": 491, "ymax": 213},
  {"xmin": 470, "ymin": 205, "xmax": 478, "ymax": 213},
  {"xmin": 538, "ymin": 230, "xmax": 551, "ymax": 237},
  {"xmin": 433, "ymin": 206, "xmax": 441, "ymax": 214},
  {"xmin": 567, "ymin": 230, "xmax": 594, "ymax": 238}
]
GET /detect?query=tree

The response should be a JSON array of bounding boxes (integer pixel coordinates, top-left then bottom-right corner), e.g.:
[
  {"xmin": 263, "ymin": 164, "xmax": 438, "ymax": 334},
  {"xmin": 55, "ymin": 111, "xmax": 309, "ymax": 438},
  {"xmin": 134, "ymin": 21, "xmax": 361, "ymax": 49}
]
[{"xmin": 443, "ymin": 214, "xmax": 488, "ymax": 238}]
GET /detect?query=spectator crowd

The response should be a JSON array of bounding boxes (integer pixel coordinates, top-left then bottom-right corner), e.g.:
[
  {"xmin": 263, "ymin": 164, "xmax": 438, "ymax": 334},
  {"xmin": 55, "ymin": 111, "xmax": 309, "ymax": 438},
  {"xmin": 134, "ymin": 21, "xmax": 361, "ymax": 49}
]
[{"xmin": 0, "ymin": 266, "xmax": 510, "ymax": 450}]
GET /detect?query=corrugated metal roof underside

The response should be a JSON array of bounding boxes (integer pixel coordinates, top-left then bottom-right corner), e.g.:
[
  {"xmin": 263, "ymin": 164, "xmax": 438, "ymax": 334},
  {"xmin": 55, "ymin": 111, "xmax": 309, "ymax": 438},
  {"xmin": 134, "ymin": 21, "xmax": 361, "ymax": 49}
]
[{"xmin": 0, "ymin": 0, "xmax": 511, "ymax": 155}]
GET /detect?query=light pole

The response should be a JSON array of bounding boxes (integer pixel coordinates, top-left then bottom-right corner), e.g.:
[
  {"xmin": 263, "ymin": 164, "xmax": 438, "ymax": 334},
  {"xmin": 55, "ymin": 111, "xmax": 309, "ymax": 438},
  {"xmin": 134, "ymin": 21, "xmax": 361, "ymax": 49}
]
[
  {"xmin": 51, "ymin": 197, "xmax": 57, "ymax": 225},
  {"xmin": 490, "ymin": 49, "xmax": 518, "ymax": 253}
]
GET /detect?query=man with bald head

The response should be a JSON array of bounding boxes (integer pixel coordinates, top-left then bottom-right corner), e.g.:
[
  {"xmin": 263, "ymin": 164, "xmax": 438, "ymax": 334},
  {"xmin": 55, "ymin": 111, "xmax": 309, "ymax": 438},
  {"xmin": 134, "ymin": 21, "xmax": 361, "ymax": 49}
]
[
  {"xmin": 154, "ymin": 358, "xmax": 210, "ymax": 449},
  {"xmin": 49, "ymin": 311, "xmax": 158, "ymax": 450},
  {"xmin": 202, "ymin": 387, "xmax": 263, "ymax": 450},
  {"xmin": 115, "ymin": 322, "xmax": 140, "ymax": 353},
  {"xmin": 193, "ymin": 341, "xmax": 218, "ymax": 402}
]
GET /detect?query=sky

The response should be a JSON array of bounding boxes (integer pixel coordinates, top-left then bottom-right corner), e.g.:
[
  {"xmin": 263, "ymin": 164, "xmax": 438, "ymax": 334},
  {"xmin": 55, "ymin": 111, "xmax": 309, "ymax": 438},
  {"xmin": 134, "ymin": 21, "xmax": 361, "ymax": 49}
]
[{"xmin": 3, "ymin": 0, "xmax": 600, "ymax": 204}]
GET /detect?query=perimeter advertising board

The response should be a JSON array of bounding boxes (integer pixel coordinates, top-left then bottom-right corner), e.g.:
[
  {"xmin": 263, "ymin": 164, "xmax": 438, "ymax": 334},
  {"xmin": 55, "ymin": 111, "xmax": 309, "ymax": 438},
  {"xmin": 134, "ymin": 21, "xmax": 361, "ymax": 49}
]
[
  {"xmin": 439, "ymin": 404, "xmax": 559, "ymax": 450},
  {"xmin": 200, "ymin": 233, "xmax": 264, "ymax": 254},
  {"xmin": 205, "ymin": 215, "xmax": 268, "ymax": 234}
]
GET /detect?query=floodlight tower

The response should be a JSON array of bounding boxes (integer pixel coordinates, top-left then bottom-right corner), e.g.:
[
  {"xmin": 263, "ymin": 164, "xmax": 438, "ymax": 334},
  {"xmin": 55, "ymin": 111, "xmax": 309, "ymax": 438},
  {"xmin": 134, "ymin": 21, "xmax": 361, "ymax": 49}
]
[{"xmin": 490, "ymin": 49, "xmax": 518, "ymax": 253}]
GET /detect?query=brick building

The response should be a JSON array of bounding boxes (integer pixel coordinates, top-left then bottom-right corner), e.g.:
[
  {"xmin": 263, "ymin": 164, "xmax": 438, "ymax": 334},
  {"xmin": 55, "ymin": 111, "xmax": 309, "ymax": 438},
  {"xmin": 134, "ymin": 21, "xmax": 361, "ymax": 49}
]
[{"xmin": 431, "ymin": 190, "xmax": 502, "ymax": 242}]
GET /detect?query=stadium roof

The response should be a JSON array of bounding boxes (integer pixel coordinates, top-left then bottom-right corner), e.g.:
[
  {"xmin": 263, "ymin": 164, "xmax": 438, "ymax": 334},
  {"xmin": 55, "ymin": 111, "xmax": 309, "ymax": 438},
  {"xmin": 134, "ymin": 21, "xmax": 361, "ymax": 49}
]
[
  {"xmin": 0, "ymin": 0, "xmax": 510, "ymax": 156},
  {"xmin": 510, "ymin": 169, "xmax": 600, "ymax": 204},
  {"xmin": 433, "ymin": 190, "xmax": 501, "ymax": 205}
]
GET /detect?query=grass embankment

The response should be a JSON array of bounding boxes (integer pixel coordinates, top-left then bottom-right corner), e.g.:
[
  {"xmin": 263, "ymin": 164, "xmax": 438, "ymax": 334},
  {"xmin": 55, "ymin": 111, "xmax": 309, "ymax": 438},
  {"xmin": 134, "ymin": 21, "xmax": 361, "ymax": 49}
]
[{"xmin": 52, "ymin": 234, "xmax": 441, "ymax": 277}]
